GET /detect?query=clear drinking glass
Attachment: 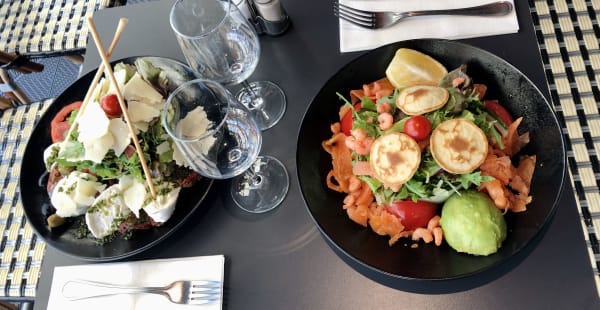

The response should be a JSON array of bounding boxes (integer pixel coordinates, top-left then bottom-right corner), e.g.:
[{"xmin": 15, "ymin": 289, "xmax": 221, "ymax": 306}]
[
  {"xmin": 162, "ymin": 79, "xmax": 288, "ymax": 213},
  {"xmin": 170, "ymin": 0, "xmax": 286, "ymax": 131}
]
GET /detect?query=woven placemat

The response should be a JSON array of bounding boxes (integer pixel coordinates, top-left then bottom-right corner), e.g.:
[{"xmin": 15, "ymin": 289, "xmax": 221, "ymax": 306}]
[
  {"xmin": 0, "ymin": 99, "xmax": 51, "ymax": 299},
  {"xmin": 530, "ymin": 0, "xmax": 600, "ymax": 296},
  {"xmin": 0, "ymin": 0, "xmax": 124, "ymax": 56}
]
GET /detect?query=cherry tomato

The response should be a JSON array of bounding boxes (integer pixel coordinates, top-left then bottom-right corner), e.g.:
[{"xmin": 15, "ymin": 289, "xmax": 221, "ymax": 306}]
[
  {"xmin": 100, "ymin": 94, "xmax": 122, "ymax": 117},
  {"xmin": 340, "ymin": 103, "xmax": 361, "ymax": 136},
  {"xmin": 385, "ymin": 200, "xmax": 437, "ymax": 231},
  {"xmin": 484, "ymin": 100, "xmax": 513, "ymax": 126},
  {"xmin": 50, "ymin": 101, "xmax": 83, "ymax": 143},
  {"xmin": 403, "ymin": 115, "xmax": 431, "ymax": 141}
]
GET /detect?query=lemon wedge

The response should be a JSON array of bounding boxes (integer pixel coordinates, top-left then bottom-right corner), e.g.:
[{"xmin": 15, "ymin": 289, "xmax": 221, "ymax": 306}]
[{"xmin": 385, "ymin": 48, "xmax": 448, "ymax": 89}]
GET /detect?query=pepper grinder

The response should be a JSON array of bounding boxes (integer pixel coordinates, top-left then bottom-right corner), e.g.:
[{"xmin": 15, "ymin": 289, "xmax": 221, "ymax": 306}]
[{"xmin": 245, "ymin": 0, "xmax": 291, "ymax": 36}]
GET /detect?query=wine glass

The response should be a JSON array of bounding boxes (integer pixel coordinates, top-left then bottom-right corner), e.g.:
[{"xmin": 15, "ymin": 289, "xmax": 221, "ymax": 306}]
[
  {"xmin": 169, "ymin": 0, "xmax": 286, "ymax": 131},
  {"xmin": 162, "ymin": 79, "xmax": 288, "ymax": 213}
]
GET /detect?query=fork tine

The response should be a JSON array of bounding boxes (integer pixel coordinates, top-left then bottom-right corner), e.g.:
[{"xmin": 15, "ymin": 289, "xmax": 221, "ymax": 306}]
[
  {"xmin": 334, "ymin": 1, "xmax": 373, "ymax": 18},
  {"xmin": 188, "ymin": 280, "xmax": 222, "ymax": 305},
  {"xmin": 336, "ymin": 6, "xmax": 373, "ymax": 23},
  {"xmin": 334, "ymin": 9, "xmax": 375, "ymax": 29}
]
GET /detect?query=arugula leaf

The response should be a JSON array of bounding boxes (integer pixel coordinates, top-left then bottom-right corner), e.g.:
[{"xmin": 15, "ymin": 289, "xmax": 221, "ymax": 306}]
[{"xmin": 456, "ymin": 171, "xmax": 495, "ymax": 188}]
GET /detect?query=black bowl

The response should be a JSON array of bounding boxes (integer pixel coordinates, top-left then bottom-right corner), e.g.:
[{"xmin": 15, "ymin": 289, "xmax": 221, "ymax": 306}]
[
  {"xmin": 297, "ymin": 39, "xmax": 566, "ymax": 281},
  {"xmin": 20, "ymin": 56, "xmax": 213, "ymax": 261}
]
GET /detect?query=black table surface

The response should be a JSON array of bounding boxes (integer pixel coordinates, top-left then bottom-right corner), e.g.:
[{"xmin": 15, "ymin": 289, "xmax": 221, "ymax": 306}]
[{"xmin": 33, "ymin": 0, "xmax": 600, "ymax": 309}]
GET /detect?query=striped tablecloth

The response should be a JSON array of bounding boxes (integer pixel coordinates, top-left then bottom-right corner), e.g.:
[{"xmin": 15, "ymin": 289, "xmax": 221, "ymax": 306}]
[
  {"xmin": 530, "ymin": 0, "xmax": 600, "ymax": 296},
  {"xmin": 0, "ymin": 99, "xmax": 50, "ymax": 300}
]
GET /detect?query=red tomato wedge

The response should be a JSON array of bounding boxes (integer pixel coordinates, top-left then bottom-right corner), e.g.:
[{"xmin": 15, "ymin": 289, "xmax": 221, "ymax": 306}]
[
  {"xmin": 484, "ymin": 100, "xmax": 514, "ymax": 126},
  {"xmin": 385, "ymin": 200, "xmax": 437, "ymax": 231},
  {"xmin": 50, "ymin": 101, "xmax": 83, "ymax": 143},
  {"xmin": 340, "ymin": 103, "xmax": 361, "ymax": 136}
]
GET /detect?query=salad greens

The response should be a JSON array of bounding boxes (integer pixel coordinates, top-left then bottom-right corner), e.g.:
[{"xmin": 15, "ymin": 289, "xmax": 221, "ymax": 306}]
[{"xmin": 340, "ymin": 66, "xmax": 503, "ymax": 205}]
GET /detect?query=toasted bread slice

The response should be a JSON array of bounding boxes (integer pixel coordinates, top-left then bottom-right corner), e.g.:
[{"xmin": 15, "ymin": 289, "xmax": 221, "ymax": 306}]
[
  {"xmin": 369, "ymin": 132, "xmax": 421, "ymax": 187},
  {"xmin": 396, "ymin": 85, "xmax": 449, "ymax": 115},
  {"xmin": 430, "ymin": 119, "xmax": 488, "ymax": 174}
]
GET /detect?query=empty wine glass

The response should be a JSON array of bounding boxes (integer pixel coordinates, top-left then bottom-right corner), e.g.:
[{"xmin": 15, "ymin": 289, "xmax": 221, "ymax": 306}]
[
  {"xmin": 169, "ymin": 0, "xmax": 286, "ymax": 131},
  {"xmin": 162, "ymin": 79, "xmax": 288, "ymax": 213}
]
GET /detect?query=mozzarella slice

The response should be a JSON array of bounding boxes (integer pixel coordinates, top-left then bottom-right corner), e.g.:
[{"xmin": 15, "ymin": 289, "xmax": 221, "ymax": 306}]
[
  {"xmin": 85, "ymin": 184, "xmax": 131, "ymax": 239},
  {"xmin": 51, "ymin": 171, "xmax": 106, "ymax": 218},
  {"xmin": 143, "ymin": 184, "xmax": 181, "ymax": 223}
]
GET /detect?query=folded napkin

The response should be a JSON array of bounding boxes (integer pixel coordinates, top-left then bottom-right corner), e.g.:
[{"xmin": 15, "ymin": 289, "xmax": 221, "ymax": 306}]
[
  {"xmin": 339, "ymin": 0, "xmax": 519, "ymax": 53},
  {"xmin": 48, "ymin": 255, "xmax": 225, "ymax": 310}
]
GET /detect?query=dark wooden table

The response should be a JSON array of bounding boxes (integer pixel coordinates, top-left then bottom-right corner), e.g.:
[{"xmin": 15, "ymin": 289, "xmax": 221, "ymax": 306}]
[{"xmin": 33, "ymin": 0, "xmax": 600, "ymax": 309}]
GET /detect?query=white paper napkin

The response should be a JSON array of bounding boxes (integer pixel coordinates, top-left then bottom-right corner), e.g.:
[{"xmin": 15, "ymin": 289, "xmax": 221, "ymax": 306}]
[
  {"xmin": 48, "ymin": 255, "xmax": 225, "ymax": 310},
  {"xmin": 339, "ymin": 0, "xmax": 519, "ymax": 53}
]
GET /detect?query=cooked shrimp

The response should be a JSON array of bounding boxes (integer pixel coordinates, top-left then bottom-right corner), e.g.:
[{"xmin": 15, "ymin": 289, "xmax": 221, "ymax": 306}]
[
  {"xmin": 479, "ymin": 179, "xmax": 509, "ymax": 211},
  {"xmin": 376, "ymin": 101, "xmax": 392, "ymax": 113},
  {"xmin": 331, "ymin": 122, "xmax": 341, "ymax": 134},
  {"xmin": 351, "ymin": 128, "xmax": 368, "ymax": 141},
  {"xmin": 412, "ymin": 228, "xmax": 434, "ymax": 243},
  {"xmin": 378, "ymin": 112, "xmax": 393, "ymax": 130},
  {"xmin": 432, "ymin": 227, "xmax": 443, "ymax": 246},
  {"xmin": 348, "ymin": 176, "xmax": 362, "ymax": 192},
  {"xmin": 427, "ymin": 215, "xmax": 441, "ymax": 230}
]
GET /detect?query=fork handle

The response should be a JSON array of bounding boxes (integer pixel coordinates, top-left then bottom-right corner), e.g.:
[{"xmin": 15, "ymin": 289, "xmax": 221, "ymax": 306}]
[
  {"xmin": 62, "ymin": 279, "xmax": 164, "ymax": 301},
  {"xmin": 407, "ymin": 1, "xmax": 513, "ymax": 17}
]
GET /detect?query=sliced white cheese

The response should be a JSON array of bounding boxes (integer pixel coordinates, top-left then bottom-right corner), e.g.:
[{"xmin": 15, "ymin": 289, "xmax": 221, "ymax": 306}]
[
  {"xmin": 156, "ymin": 141, "xmax": 171, "ymax": 156},
  {"xmin": 77, "ymin": 101, "xmax": 110, "ymax": 143},
  {"xmin": 51, "ymin": 171, "xmax": 106, "ymax": 218},
  {"xmin": 127, "ymin": 99, "xmax": 161, "ymax": 124},
  {"xmin": 82, "ymin": 133, "xmax": 114, "ymax": 163},
  {"xmin": 85, "ymin": 184, "xmax": 131, "ymax": 239},
  {"xmin": 108, "ymin": 118, "xmax": 131, "ymax": 156},
  {"xmin": 122, "ymin": 73, "xmax": 164, "ymax": 107},
  {"xmin": 106, "ymin": 69, "xmax": 128, "ymax": 96},
  {"xmin": 143, "ymin": 184, "xmax": 181, "ymax": 223},
  {"xmin": 171, "ymin": 142, "xmax": 189, "ymax": 167},
  {"xmin": 176, "ymin": 106, "xmax": 212, "ymax": 138},
  {"xmin": 133, "ymin": 121, "xmax": 149, "ymax": 133},
  {"xmin": 92, "ymin": 77, "xmax": 109, "ymax": 102},
  {"xmin": 118, "ymin": 175, "xmax": 147, "ymax": 218}
]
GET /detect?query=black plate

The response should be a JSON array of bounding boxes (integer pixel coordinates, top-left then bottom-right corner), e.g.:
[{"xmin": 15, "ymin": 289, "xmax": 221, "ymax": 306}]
[
  {"xmin": 20, "ymin": 56, "xmax": 213, "ymax": 261},
  {"xmin": 297, "ymin": 39, "xmax": 566, "ymax": 280}
]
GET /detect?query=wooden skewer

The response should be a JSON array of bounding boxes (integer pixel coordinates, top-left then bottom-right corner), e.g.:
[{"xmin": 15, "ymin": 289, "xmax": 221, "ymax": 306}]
[
  {"xmin": 87, "ymin": 17, "xmax": 157, "ymax": 199},
  {"xmin": 61, "ymin": 18, "xmax": 129, "ymax": 148}
]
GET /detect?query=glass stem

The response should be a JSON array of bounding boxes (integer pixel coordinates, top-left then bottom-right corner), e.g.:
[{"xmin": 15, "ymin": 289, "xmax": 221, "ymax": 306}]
[{"xmin": 241, "ymin": 80, "xmax": 261, "ymax": 109}]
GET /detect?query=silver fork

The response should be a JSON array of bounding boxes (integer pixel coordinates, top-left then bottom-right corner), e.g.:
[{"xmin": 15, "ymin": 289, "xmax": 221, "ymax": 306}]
[
  {"xmin": 333, "ymin": 1, "xmax": 513, "ymax": 29},
  {"xmin": 61, "ymin": 279, "xmax": 222, "ymax": 305}
]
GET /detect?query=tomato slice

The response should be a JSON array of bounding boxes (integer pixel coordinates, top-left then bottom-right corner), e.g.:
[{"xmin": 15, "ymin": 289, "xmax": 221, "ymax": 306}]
[
  {"xmin": 385, "ymin": 200, "xmax": 437, "ymax": 231},
  {"xmin": 403, "ymin": 115, "xmax": 431, "ymax": 141},
  {"xmin": 50, "ymin": 101, "xmax": 83, "ymax": 143},
  {"xmin": 340, "ymin": 103, "xmax": 361, "ymax": 136},
  {"xmin": 484, "ymin": 100, "xmax": 514, "ymax": 126},
  {"xmin": 100, "ymin": 94, "xmax": 123, "ymax": 117}
]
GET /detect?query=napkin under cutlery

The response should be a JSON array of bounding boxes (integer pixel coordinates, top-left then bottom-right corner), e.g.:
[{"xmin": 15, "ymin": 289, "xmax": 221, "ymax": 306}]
[
  {"xmin": 48, "ymin": 255, "xmax": 225, "ymax": 310},
  {"xmin": 339, "ymin": 0, "xmax": 519, "ymax": 53}
]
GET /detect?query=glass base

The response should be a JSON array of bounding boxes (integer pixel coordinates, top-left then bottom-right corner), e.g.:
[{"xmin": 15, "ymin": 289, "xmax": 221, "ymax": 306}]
[
  {"xmin": 230, "ymin": 155, "xmax": 289, "ymax": 213},
  {"xmin": 236, "ymin": 81, "xmax": 286, "ymax": 131}
]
